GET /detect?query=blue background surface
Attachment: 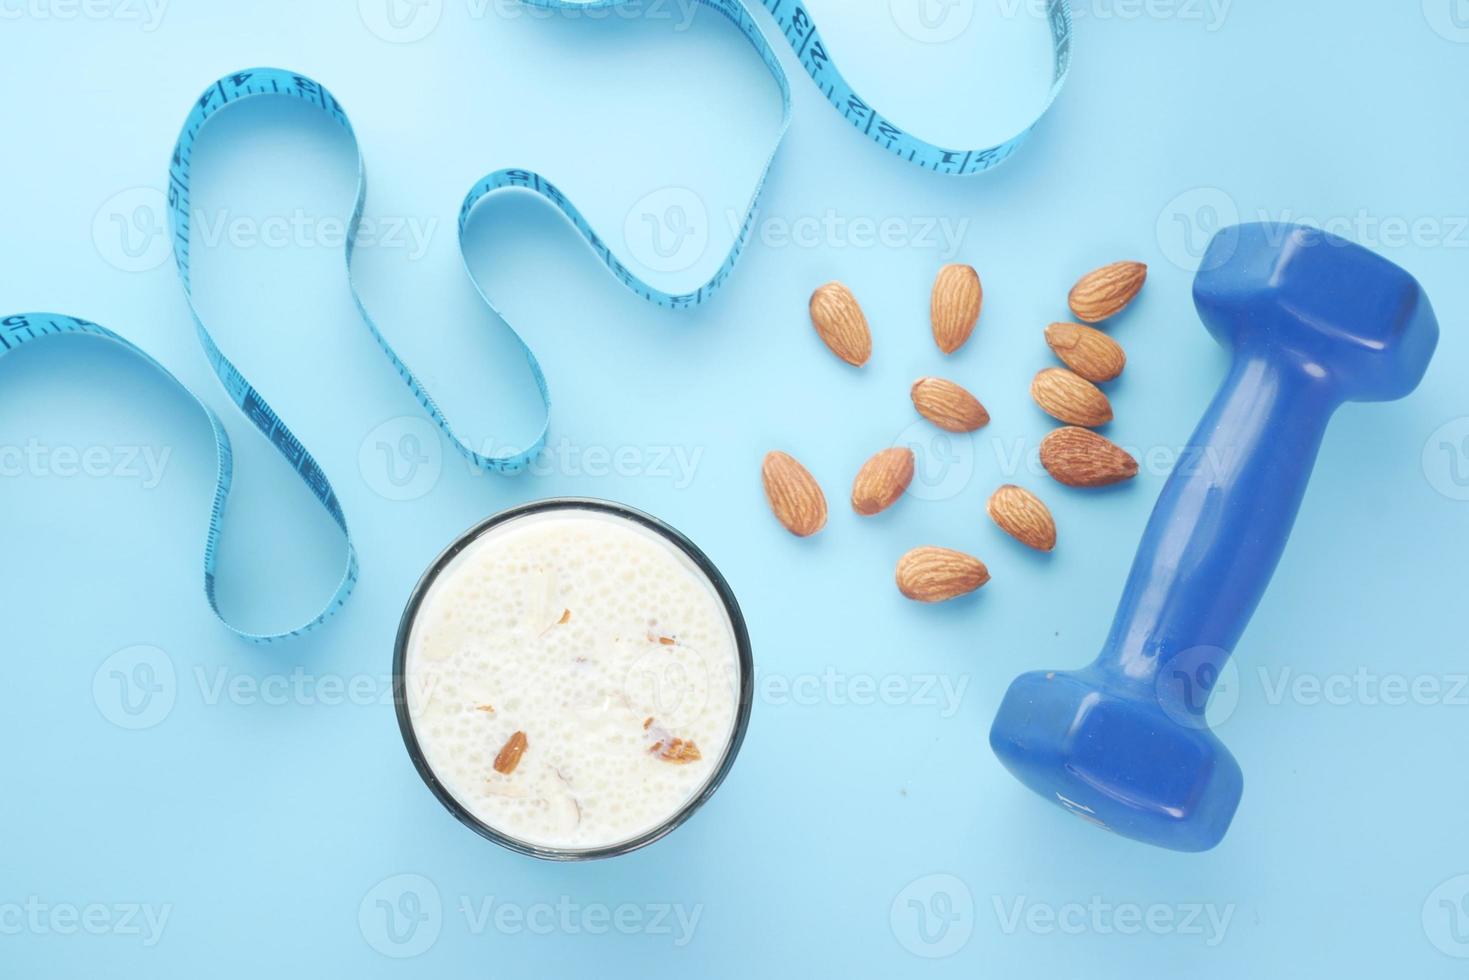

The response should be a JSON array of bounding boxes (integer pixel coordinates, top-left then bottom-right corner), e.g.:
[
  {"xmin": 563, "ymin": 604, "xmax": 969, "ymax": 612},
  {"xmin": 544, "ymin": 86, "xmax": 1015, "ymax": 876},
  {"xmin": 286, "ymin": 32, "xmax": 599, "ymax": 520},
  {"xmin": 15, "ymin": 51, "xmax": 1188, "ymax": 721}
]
[{"xmin": 3, "ymin": 1, "xmax": 1468, "ymax": 975}]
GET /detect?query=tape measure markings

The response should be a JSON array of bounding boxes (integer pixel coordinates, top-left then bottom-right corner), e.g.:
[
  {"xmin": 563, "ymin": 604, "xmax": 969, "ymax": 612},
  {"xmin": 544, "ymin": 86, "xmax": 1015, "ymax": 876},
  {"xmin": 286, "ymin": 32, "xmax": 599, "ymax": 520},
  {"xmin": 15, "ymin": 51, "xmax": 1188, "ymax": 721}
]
[{"xmin": 8, "ymin": 0, "xmax": 1072, "ymax": 641}]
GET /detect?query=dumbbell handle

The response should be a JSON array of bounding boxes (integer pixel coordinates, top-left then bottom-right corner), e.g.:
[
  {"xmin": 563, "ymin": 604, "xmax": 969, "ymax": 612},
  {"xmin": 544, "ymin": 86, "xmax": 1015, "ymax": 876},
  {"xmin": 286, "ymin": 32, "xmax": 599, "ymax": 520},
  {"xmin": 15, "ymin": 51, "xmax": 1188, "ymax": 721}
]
[{"xmin": 1092, "ymin": 348, "xmax": 1339, "ymax": 693}]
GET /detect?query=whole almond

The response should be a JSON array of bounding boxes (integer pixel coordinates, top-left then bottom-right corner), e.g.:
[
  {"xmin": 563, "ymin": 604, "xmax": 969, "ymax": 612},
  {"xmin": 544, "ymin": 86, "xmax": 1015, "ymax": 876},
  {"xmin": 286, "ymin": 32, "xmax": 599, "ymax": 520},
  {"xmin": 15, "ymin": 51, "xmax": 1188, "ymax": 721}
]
[
  {"xmin": 1068, "ymin": 261, "xmax": 1147, "ymax": 323},
  {"xmin": 1045, "ymin": 321, "xmax": 1126, "ymax": 382},
  {"xmin": 896, "ymin": 547, "xmax": 990, "ymax": 602},
  {"xmin": 852, "ymin": 447, "xmax": 915, "ymax": 516},
  {"xmin": 931, "ymin": 264, "xmax": 982, "ymax": 354},
  {"xmin": 810, "ymin": 282, "xmax": 872, "ymax": 367},
  {"xmin": 987, "ymin": 485, "xmax": 1057, "ymax": 552},
  {"xmin": 911, "ymin": 377, "xmax": 990, "ymax": 432},
  {"xmin": 762, "ymin": 451, "xmax": 828, "ymax": 537},
  {"xmin": 1040, "ymin": 427, "xmax": 1138, "ymax": 487},
  {"xmin": 1031, "ymin": 368, "xmax": 1113, "ymax": 427}
]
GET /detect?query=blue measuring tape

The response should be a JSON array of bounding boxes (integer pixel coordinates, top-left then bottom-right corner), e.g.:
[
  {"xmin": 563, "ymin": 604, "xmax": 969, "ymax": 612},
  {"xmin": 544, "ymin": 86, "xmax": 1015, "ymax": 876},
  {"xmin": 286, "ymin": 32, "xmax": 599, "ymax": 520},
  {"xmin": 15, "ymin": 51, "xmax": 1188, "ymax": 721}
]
[{"xmin": 4, "ymin": 0, "xmax": 1072, "ymax": 641}]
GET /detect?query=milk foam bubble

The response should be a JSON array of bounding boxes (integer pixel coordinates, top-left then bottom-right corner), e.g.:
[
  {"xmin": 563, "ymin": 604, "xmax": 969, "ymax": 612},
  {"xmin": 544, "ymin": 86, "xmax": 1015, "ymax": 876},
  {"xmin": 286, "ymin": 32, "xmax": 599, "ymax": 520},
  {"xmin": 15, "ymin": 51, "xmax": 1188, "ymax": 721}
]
[{"xmin": 404, "ymin": 509, "xmax": 741, "ymax": 851}]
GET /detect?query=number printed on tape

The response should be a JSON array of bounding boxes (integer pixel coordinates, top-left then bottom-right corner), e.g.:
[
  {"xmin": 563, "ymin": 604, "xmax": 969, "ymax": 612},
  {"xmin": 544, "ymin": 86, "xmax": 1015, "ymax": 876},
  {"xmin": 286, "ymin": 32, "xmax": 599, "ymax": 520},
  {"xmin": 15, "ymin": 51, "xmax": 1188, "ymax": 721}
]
[{"xmin": 7, "ymin": 0, "xmax": 1073, "ymax": 641}]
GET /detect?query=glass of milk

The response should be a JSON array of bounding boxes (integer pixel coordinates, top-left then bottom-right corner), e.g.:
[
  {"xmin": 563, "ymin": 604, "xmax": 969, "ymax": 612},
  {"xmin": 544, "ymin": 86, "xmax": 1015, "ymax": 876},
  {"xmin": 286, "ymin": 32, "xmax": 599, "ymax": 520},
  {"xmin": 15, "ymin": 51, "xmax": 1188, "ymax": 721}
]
[{"xmin": 393, "ymin": 498, "xmax": 753, "ymax": 859}]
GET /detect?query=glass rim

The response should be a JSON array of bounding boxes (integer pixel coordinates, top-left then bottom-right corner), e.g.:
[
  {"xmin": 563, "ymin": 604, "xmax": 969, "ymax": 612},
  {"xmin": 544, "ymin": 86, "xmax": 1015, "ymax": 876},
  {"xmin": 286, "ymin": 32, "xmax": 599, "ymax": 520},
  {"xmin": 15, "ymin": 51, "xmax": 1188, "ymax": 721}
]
[{"xmin": 391, "ymin": 497, "xmax": 755, "ymax": 861}]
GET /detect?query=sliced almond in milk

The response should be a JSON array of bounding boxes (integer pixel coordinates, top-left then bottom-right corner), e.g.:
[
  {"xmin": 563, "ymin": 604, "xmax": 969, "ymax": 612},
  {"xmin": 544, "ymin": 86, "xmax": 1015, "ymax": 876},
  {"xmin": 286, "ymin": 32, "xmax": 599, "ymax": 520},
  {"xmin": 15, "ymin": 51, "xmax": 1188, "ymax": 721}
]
[
  {"xmin": 485, "ymin": 778, "xmax": 531, "ymax": 799},
  {"xmin": 524, "ymin": 567, "xmax": 560, "ymax": 637},
  {"xmin": 650, "ymin": 738, "xmax": 702, "ymax": 764},
  {"xmin": 546, "ymin": 791, "xmax": 583, "ymax": 832},
  {"xmin": 493, "ymin": 731, "xmax": 528, "ymax": 774}
]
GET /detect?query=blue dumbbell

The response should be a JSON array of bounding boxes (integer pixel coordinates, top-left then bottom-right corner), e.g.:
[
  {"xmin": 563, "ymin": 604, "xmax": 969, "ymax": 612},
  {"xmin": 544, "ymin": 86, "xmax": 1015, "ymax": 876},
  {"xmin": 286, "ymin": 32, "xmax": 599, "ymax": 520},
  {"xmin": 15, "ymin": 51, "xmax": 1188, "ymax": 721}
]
[{"xmin": 989, "ymin": 223, "xmax": 1439, "ymax": 851}]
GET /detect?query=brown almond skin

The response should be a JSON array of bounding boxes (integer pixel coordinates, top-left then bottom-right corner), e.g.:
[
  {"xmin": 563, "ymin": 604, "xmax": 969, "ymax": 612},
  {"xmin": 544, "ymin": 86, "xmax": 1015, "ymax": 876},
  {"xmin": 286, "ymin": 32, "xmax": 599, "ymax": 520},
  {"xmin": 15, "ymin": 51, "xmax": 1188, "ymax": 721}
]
[
  {"xmin": 493, "ymin": 731, "xmax": 528, "ymax": 775},
  {"xmin": 852, "ymin": 447, "xmax": 915, "ymax": 516},
  {"xmin": 1031, "ymin": 368, "xmax": 1113, "ymax": 428},
  {"xmin": 911, "ymin": 377, "xmax": 990, "ymax": 433},
  {"xmin": 762, "ymin": 451, "xmax": 828, "ymax": 537},
  {"xmin": 1068, "ymin": 261, "xmax": 1147, "ymax": 323},
  {"xmin": 1045, "ymin": 322, "xmax": 1126, "ymax": 382},
  {"xmin": 987, "ymin": 485, "xmax": 1057, "ymax": 552},
  {"xmin": 896, "ymin": 547, "xmax": 990, "ymax": 602},
  {"xmin": 650, "ymin": 738, "xmax": 702, "ymax": 764},
  {"xmin": 1040, "ymin": 427, "xmax": 1138, "ymax": 487},
  {"xmin": 931, "ymin": 264, "xmax": 983, "ymax": 354},
  {"xmin": 810, "ymin": 282, "xmax": 872, "ymax": 367}
]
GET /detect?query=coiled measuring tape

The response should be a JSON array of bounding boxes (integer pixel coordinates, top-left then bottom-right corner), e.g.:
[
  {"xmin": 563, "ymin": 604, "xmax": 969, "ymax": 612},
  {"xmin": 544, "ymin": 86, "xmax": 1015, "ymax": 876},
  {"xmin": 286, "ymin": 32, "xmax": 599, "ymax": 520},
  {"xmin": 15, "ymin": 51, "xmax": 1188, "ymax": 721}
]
[{"xmin": 4, "ymin": 0, "xmax": 1072, "ymax": 642}]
